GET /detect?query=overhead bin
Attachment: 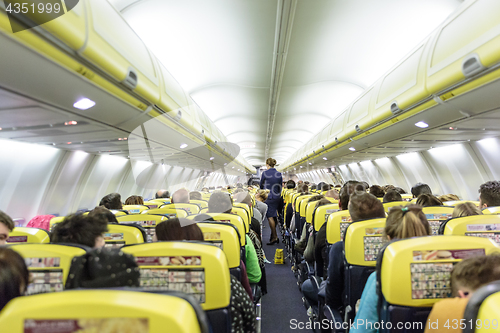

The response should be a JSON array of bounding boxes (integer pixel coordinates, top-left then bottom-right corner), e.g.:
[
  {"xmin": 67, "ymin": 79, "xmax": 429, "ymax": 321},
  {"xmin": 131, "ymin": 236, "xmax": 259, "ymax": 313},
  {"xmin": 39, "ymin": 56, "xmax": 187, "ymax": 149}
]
[
  {"xmin": 426, "ymin": 0, "xmax": 500, "ymax": 94},
  {"xmin": 375, "ymin": 39, "xmax": 430, "ymax": 117},
  {"xmin": 344, "ymin": 88, "xmax": 375, "ymax": 138},
  {"xmin": 82, "ymin": 0, "xmax": 160, "ymax": 103}
]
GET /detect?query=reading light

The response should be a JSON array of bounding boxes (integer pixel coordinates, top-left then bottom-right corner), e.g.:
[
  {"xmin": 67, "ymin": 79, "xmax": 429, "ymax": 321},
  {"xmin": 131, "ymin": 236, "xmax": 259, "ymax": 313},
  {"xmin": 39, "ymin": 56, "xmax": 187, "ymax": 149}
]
[
  {"xmin": 349, "ymin": 147, "xmax": 356, "ymax": 151},
  {"xmin": 180, "ymin": 143, "xmax": 188, "ymax": 149},
  {"xmin": 210, "ymin": 157, "xmax": 215, "ymax": 160},
  {"xmin": 323, "ymin": 157, "xmax": 327, "ymax": 160},
  {"xmin": 73, "ymin": 98, "xmax": 96, "ymax": 110},
  {"xmin": 64, "ymin": 121, "xmax": 77, "ymax": 126},
  {"xmin": 415, "ymin": 121, "xmax": 429, "ymax": 128}
]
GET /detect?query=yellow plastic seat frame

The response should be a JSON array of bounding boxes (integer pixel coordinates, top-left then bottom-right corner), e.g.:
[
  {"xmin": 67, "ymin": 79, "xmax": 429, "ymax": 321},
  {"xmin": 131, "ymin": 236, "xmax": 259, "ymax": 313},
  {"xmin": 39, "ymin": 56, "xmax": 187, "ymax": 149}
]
[
  {"xmin": 231, "ymin": 206, "xmax": 250, "ymax": 232},
  {"xmin": 197, "ymin": 222, "xmax": 241, "ymax": 269},
  {"xmin": 344, "ymin": 218, "xmax": 387, "ymax": 266},
  {"xmin": 463, "ymin": 281, "xmax": 500, "ymax": 333},
  {"xmin": 117, "ymin": 214, "xmax": 168, "ymax": 242},
  {"xmin": 7, "ymin": 227, "xmax": 50, "ymax": 244},
  {"xmin": 104, "ymin": 224, "xmax": 146, "ymax": 248},
  {"xmin": 159, "ymin": 203, "xmax": 201, "ymax": 215},
  {"xmin": 442, "ymin": 214, "xmax": 500, "ymax": 245},
  {"xmin": 142, "ymin": 208, "xmax": 189, "ymax": 218},
  {"xmin": 326, "ymin": 210, "xmax": 352, "ymax": 244},
  {"xmin": 383, "ymin": 201, "xmax": 410, "ymax": 213},
  {"xmin": 421, "ymin": 206, "xmax": 454, "ymax": 235},
  {"xmin": 442, "ymin": 200, "xmax": 480, "ymax": 207},
  {"xmin": 122, "ymin": 204, "xmax": 149, "ymax": 214},
  {"xmin": 313, "ymin": 203, "xmax": 340, "ymax": 231},
  {"xmin": 191, "ymin": 200, "xmax": 208, "ymax": 209},
  {"xmin": 482, "ymin": 206, "xmax": 500, "ymax": 215},
  {"xmin": 187, "ymin": 213, "xmax": 246, "ymax": 246}
]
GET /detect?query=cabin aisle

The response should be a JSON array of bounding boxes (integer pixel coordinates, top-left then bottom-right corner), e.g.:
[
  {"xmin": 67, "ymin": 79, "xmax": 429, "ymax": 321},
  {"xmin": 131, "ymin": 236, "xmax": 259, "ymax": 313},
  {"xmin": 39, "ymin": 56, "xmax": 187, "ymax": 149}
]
[{"xmin": 261, "ymin": 221, "xmax": 313, "ymax": 332}]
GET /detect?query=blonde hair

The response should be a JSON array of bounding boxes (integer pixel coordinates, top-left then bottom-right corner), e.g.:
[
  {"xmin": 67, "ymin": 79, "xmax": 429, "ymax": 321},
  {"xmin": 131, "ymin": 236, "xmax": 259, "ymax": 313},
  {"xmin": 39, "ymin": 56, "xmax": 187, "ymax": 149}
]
[
  {"xmin": 438, "ymin": 194, "xmax": 460, "ymax": 202},
  {"xmin": 125, "ymin": 195, "xmax": 144, "ymax": 205},
  {"xmin": 266, "ymin": 158, "xmax": 277, "ymax": 167},
  {"xmin": 256, "ymin": 190, "xmax": 269, "ymax": 201},
  {"xmin": 384, "ymin": 204, "xmax": 431, "ymax": 240},
  {"xmin": 452, "ymin": 202, "xmax": 482, "ymax": 218}
]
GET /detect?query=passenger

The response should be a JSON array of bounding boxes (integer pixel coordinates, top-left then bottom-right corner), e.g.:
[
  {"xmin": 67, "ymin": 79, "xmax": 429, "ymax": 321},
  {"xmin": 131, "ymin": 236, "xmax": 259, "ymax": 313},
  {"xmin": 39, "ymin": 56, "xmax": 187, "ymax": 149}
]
[
  {"xmin": 424, "ymin": 254, "xmax": 500, "ymax": 333},
  {"xmin": 416, "ymin": 193, "xmax": 443, "ymax": 206},
  {"xmin": 411, "ymin": 182, "xmax": 432, "ymax": 198},
  {"xmin": 325, "ymin": 189, "xmax": 339, "ymax": 200},
  {"xmin": 171, "ymin": 188, "xmax": 190, "ymax": 204},
  {"xmin": 154, "ymin": 218, "xmax": 257, "ymax": 333},
  {"xmin": 201, "ymin": 187, "xmax": 209, "ymax": 193},
  {"xmin": 394, "ymin": 187, "xmax": 407, "ymax": 194},
  {"xmin": 155, "ymin": 189, "xmax": 170, "ymax": 199},
  {"xmin": 383, "ymin": 189, "xmax": 403, "ymax": 203},
  {"xmin": 88, "ymin": 206, "xmax": 118, "ymax": 223},
  {"xmin": 255, "ymin": 190, "xmax": 269, "ymax": 224},
  {"xmin": 295, "ymin": 195, "xmax": 324, "ymax": 254},
  {"xmin": 124, "ymin": 195, "xmax": 144, "ymax": 205},
  {"xmin": 369, "ymin": 185, "xmax": 385, "ymax": 198},
  {"xmin": 0, "ymin": 211, "xmax": 15, "ymax": 245},
  {"xmin": 208, "ymin": 191, "xmax": 262, "ymax": 284},
  {"xmin": 322, "ymin": 183, "xmax": 331, "ymax": 192},
  {"xmin": 313, "ymin": 198, "xmax": 335, "ymax": 278},
  {"xmin": 478, "ymin": 180, "xmax": 500, "ymax": 208},
  {"xmin": 234, "ymin": 191, "xmax": 261, "ymax": 238},
  {"xmin": 326, "ymin": 190, "xmax": 386, "ymax": 310},
  {"xmin": 51, "ymin": 213, "xmax": 108, "ymax": 248},
  {"xmin": 99, "ymin": 193, "xmax": 123, "ymax": 210},
  {"xmin": 452, "ymin": 202, "xmax": 482, "ymax": 218},
  {"xmin": 260, "ymin": 158, "xmax": 283, "ymax": 245},
  {"xmin": 351, "ymin": 205, "xmax": 431, "ymax": 333},
  {"xmin": 438, "ymin": 193, "xmax": 460, "ymax": 202},
  {"xmin": 0, "ymin": 248, "xmax": 30, "ymax": 311},
  {"xmin": 189, "ymin": 191, "xmax": 202, "ymax": 201}
]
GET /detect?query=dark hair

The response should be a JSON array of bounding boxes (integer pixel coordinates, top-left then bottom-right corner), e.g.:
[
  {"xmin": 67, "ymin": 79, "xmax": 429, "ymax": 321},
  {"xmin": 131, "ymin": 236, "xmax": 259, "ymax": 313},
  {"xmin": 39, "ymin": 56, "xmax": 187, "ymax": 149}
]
[
  {"xmin": 339, "ymin": 181, "xmax": 361, "ymax": 210},
  {"xmin": 416, "ymin": 193, "xmax": 443, "ymax": 207},
  {"xmin": 369, "ymin": 185, "xmax": 385, "ymax": 198},
  {"xmin": 155, "ymin": 218, "xmax": 204, "ymax": 242},
  {"xmin": 384, "ymin": 205, "xmax": 431, "ymax": 240},
  {"xmin": 322, "ymin": 184, "xmax": 331, "ymax": 192},
  {"xmin": 172, "ymin": 189, "xmax": 190, "ymax": 204},
  {"xmin": 208, "ymin": 191, "xmax": 233, "ymax": 214},
  {"xmin": 189, "ymin": 191, "xmax": 202, "ymax": 201},
  {"xmin": 0, "ymin": 211, "xmax": 15, "ymax": 231},
  {"xmin": 286, "ymin": 180, "xmax": 296, "ymax": 189},
  {"xmin": 348, "ymin": 191, "xmax": 385, "ymax": 222},
  {"xmin": 411, "ymin": 183, "xmax": 432, "ymax": 198},
  {"xmin": 51, "ymin": 213, "xmax": 109, "ymax": 248},
  {"xmin": 99, "ymin": 193, "xmax": 122, "ymax": 210},
  {"xmin": 383, "ymin": 189, "xmax": 403, "ymax": 203},
  {"xmin": 125, "ymin": 195, "xmax": 144, "ymax": 205},
  {"xmin": 315, "ymin": 198, "xmax": 332, "ymax": 209},
  {"xmin": 310, "ymin": 184, "xmax": 317, "ymax": 190},
  {"xmin": 88, "ymin": 206, "xmax": 118, "ymax": 223},
  {"xmin": 155, "ymin": 190, "xmax": 170, "ymax": 199},
  {"xmin": 182, "ymin": 223, "xmax": 204, "ymax": 241},
  {"xmin": 394, "ymin": 187, "xmax": 407, "ymax": 194},
  {"xmin": 0, "ymin": 248, "xmax": 30, "ymax": 311},
  {"xmin": 307, "ymin": 195, "xmax": 325, "ymax": 204},
  {"xmin": 266, "ymin": 158, "xmax": 277, "ymax": 167},
  {"xmin": 479, "ymin": 181, "xmax": 500, "ymax": 207},
  {"xmin": 451, "ymin": 253, "xmax": 500, "ymax": 296}
]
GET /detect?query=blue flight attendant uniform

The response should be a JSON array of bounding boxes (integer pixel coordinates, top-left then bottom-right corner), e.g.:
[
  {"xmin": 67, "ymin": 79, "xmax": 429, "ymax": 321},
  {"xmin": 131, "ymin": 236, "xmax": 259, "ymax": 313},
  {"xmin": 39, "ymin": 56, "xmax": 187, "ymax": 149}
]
[{"xmin": 260, "ymin": 168, "xmax": 282, "ymax": 218}]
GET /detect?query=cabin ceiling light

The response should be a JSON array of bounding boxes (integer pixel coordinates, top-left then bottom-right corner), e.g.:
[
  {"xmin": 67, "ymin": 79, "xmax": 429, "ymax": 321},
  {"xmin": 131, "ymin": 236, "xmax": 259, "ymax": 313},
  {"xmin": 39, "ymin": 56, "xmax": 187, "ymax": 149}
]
[
  {"xmin": 180, "ymin": 143, "xmax": 188, "ymax": 149},
  {"xmin": 323, "ymin": 157, "xmax": 327, "ymax": 160},
  {"xmin": 210, "ymin": 157, "xmax": 215, "ymax": 160},
  {"xmin": 349, "ymin": 147, "xmax": 356, "ymax": 151},
  {"xmin": 415, "ymin": 121, "xmax": 429, "ymax": 128},
  {"xmin": 73, "ymin": 98, "xmax": 96, "ymax": 110}
]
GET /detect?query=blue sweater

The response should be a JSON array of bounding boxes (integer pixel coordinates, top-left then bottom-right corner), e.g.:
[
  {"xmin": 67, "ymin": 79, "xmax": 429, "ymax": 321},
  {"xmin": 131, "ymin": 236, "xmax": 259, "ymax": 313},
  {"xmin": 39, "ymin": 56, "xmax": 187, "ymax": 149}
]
[{"xmin": 260, "ymin": 168, "xmax": 282, "ymax": 198}]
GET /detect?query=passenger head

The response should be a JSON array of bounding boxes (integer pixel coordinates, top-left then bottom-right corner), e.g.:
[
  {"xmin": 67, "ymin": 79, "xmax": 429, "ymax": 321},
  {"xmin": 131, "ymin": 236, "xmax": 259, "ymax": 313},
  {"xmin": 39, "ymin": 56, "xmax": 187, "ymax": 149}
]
[
  {"xmin": 201, "ymin": 187, "xmax": 209, "ymax": 193},
  {"xmin": 369, "ymin": 185, "xmax": 385, "ymax": 198},
  {"xmin": 383, "ymin": 189, "xmax": 403, "ymax": 203},
  {"xmin": 208, "ymin": 191, "xmax": 233, "ymax": 214},
  {"xmin": 266, "ymin": 158, "xmax": 277, "ymax": 168},
  {"xmin": 256, "ymin": 190, "xmax": 268, "ymax": 202},
  {"xmin": 451, "ymin": 254, "xmax": 500, "ymax": 298},
  {"xmin": 438, "ymin": 194, "xmax": 460, "ymax": 203},
  {"xmin": 394, "ymin": 187, "xmax": 407, "ymax": 194},
  {"xmin": 65, "ymin": 247, "xmax": 140, "ymax": 289},
  {"xmin": 307, "ymin": 195, "xmax": 325, "ymax": 205},
  {"xmin": 316, "ymin": 198, "xmax": 332, "ymax": 209},
  {"xmin": 189, "ymin": 191, "xmax": 202, "ymax": 201},
  {"xmin": 384, "ymin": 205, "xmax": 431, "ymax": 240},
  {"xmin": 154, "ymin": 218, "xmax": 203, "ymax": 242},
  {"xmin": 0, "ymin": 211, "xmax": 15, "ymax": 245},
  {"xmin": 88, "ymin": 206, "xmax": 118, "ymax": 223},
  {"xmin": 452, "ymin": 202, "xmax": 483, "ymax": 218},
  {"xmin": 171, "ymin": 189, "xmax": 190, "ymax": 204},
  {"xmin": 301, "ymin": 184, "xmax": 309, "ymax": 194},
  {"xmin": 99, "ymin": 193, "xmax": 122, "ymax": 210},
  {"xmin": 411, "ymin": 183, "xmax": 432, "ymax": 198},
  {"xmin": 0, "ymin": 248, "xmax": 30, "ymax": 311},
  {"xmin": 155, "ymin": 189, "xmax": 170, "ymax": 199},
  {"xmin": 325, "ymin": 189, "xmax": 339, "ymax": 200},
  {"xmin": 322, "ymin": 184, "xmax": 331, "ymax": 192},
  {"xmin": 51, "ymin": 213, "xmax": 108, "ymax": 248},
  {"xmin": 286, "ymin": 180, "xmax": 296, "ymax": 189},
  {"xmin": 416, "ymin": 193, "xmax": 443, "ymax": 207},
  {"xmin": 181, "ymin": 221, "xmax": 204, "ymax": 241},
  {"xmin": 234, "ymin": 191, "xmax": 252, "ymax": 207},
  {"xmin": 339, "ymin": 181, "xmax": 362, "ymax": 211},
  {"xmin": 298, "ymin": 180, "xmax": 304, "ymax": 185},
  {"xmin": 124, "ymin": 195, "xmax": 144, "ymax": 206},
  {"xmin": 348, "ymin": 191, "xmax": 385, "ymax": 222},
  {"xmin": 479, "ymin": 181, "xmax": 500, "ymax": 208}
]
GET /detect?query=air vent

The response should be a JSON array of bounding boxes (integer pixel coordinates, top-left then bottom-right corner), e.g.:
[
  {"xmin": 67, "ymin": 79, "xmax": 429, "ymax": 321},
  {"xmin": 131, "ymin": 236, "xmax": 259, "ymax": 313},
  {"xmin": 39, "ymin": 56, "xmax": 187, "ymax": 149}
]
[
  {"xmin": 390, "ymin": 101, "xmax": 401, "ymax": 115},
  {"xmin": 355, "ymin": 124, "xmax": 362, "ymax": 133},
  {"xmin": 174, "ymin": 110, "xmax": 182, "ymax": 121},
  {"xmin": 462, "ymin": 53, "xmax": 485, "ymax": 77},
  {"xmin": 335, "ymin": 137, "xmax": 339, "ymax": 144},
  {"xmin": 123, "ymin": 67, "xmax": 138, "ymax": 89}
]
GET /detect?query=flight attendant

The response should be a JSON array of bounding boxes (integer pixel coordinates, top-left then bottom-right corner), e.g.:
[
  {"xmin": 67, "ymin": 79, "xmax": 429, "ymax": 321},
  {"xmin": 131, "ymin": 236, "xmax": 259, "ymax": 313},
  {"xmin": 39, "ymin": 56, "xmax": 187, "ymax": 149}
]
[{"xmin": 260, "ymin": 158, "xmax": 282, "ymax": 245}]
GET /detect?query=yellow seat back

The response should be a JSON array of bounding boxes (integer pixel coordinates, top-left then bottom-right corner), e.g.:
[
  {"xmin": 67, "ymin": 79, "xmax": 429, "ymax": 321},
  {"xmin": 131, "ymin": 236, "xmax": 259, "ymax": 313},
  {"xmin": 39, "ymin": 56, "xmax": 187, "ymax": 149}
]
[
  {"xmin": 344, "ymin": 218, "xmax": 386, "ymax": 266},
  {"xmin": 201, "ymin": 193, "xmax": 211, "ymax": 201},
  {"xmin": 143, "ymin": 207, "xmax": 189, "ymax": 218},
  {"xmin": 191, "ymin": 199, "xmax": 208, "ymax": 209},
  {"xmin": 0, "ymin": 290, "xmax": 204, "ymax": 333},
  {"xmin": 159, "ymin": 203, "xmax": 201, "ymax": 215},
  {"xmin": 233, "ymin": 202, "xmax": 253, "ymax": 222},
  {"xmin": 482, "ymin": 206, "xmax": 500, "ymax": 215},
  {"xmin": 9, "ymin": 244, "xmax": 86, "ymax": 294},
  {"xmin": 422, "ymin": 206, "xmax": 454, "ymax": 234},
  {"xmin": 297, "ymin": 195, "xmax": 314, "ymax": 218},
  {"xmin": 463, "ymin": 282, "xmax": 500, "ymax": 333},
  {"xmin": 122, "ymin": 242, "xmax": 231, "ymax": 311},
  {"xmin": 7, "ymin": 227, "xmax": 50, "ymax": 244},
  {"xmin": 199, "ymin": 207, "xmax": 209, "ymax": 214},
  {"xmin": 143, "ymin": 200, "xmax": 164, "ymax": 209},
  {"xmin": 187, "ymin": 213, "xmax": 246, "ymax": 246},
  {"xmin": 198, "ymin": 222, "xmax": 241, "ymax": 269},
  {"xmin": 49, "ymin": 216, "xmax": 65, "ymax": 231},
  {"xmin": 326, "ymin": 210, "xmax": 352, "ymax": 244},
  {"xmin": 383, "ymin": 201, "xmax": 410, "ymax": 213},
  {"xmin": 380, "ymin": 235, "xmax": 499, "ymax": 307},
  {"xmin": 104, "ymin": 224, "xmax": 145, "ymax": 248},
  {"xmin": 442, "ymin": 214, "xmax": 500, "ymax": 244},
  {"xmin": 401, "ymin": 194, "xmax": 412, "ymax": 201},
  {"xmin": 122, "ymin": 205, "xmax": 149, "ymax": 214},
  {"xmin": 442, "ymin": 200, "xmax": 480, "ymax": 207},
  {"xmin": 231, "ymin": 206, "xmax": 250, "ymax": 233},
  {"xmin": 313, "ymin": 203, "xmax": 340, "ymax": 231},
  {"xmin": 117, "ymin": 214, "xmax": 168, "ymax": 242}
]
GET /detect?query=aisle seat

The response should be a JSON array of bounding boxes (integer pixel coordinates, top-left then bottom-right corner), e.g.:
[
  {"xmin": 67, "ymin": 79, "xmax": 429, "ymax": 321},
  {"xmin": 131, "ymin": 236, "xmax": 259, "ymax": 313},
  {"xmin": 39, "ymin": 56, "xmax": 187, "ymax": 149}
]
[
  {"xmin": 201, "ymin": 193, "xmax": 211, "ymax": 201},
  {"xmin": 233, "ymin": 202, "xmax": 253, "ymax": 223},
  {"xmin": 122, "ymin": 242, "xmax": 231, "ymax": 333},
  {"xmin": 143, "ymin": 207, "xmax": 189, "ymax": 218},
  {"xmin": 117, "ymin": 214, "xmax": 168, "ymax": 242},
  {"xmin": 9, "ymin": 244, "xmax": 87, "ymax": 295},
  {"xmin": 421, "ymin": 206, "xmax": 454, "ymax": 234},
  {"xmin": 191, "ymin": 199, "xmax": 208, "ymax": 209},
  {"xmin": 482, "ymin": 206, "xmax": 500, "ymax": 215},
  {"xmin": 159, "ymin": 203, "xmax": 201, "ymax": 215},
  {"xmin": 383, "ymin": 201, "xmax": 410, "ymax": 213},
  {"xmin": 104, "ymin": 224, "xmax": 146, "ymax": 248},
  {"xmin": 143, "ymin": 200, "xmax": 164, "ymax": 209},
  {"xmin": 122, "ymin": 204, "xmax": 149, "ymax": 214},
  {"xmin": 7, "ymin": 227, "xmax": 50, "ymax": 244},
  {"xmin": 199, "ymin": 207, "xmax": 209, "ymax": 214},
  {"xmin": 187, "ymin": 213, "xmax": 246, "ymax": 246},
  {"xmin": 312, "ymin": 203, "xmax": 340, "ymax": 231},
  {"xmin": 326, "ymin": 211, "xmax": 352, "ymax": 245},
  {"xmin": 377, "ymin": 235, "xmax": 499, "ymax": 333},
  {"xmin": 231, "ymin": 206, "xmax": 250, "ymax": 233},
  {"xmin": 0, "ymin": 290, "xmax": 207, "ymax": 333},
  {"xmin": 440, "ymin": 214, "xmax": 500, "ymax": 244},
  {"xmin": 463, "ymin": 281, "xmax": 500, "ymax": 333},
  {"xmin": 298, "ymin": 195, "xmax": 315, "ymax": 219}
]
